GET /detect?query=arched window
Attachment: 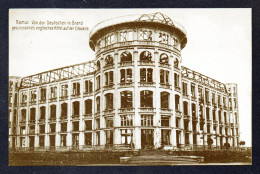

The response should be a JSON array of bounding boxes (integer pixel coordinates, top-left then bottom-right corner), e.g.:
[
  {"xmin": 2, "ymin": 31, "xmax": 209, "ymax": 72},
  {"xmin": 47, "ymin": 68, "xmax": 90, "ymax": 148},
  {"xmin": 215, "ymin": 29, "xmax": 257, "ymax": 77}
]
[
  {"xmin": 175, "ymin": 95, "xmax": 180, "ymax": 111},
  {"xmin": 160, "ymin": 53, "xmax": 169, "ymax": 64},
  {"xmin": 85, "ymin": 99, "xmax": 92, "ymax": 115},
  {"xmin": 50, "ymin": 105, "xmax": 56, "ymax": 118},
  {"xmin": 120, "ymin": 91, "xmax": 133, "ymax": 108},
  {"xmin": 96, "ymin": 60, "xmax": 100, "ymax": 70},
  {"xmin": 61, "ymin": 103, "xmax": 68, "ymax": 117},
  {"xmin": 161, "ymin": 92, "xmax": 170, "ymax": 109},
  {"xmin": 72, "ymin": 101, "xmax": 80, "ymax": 116},
  {"xmin": 140, "ymin": 90, "xmax": 153, "ymax": 108},
  {"xmin": 120, "ymin": 51, "xmax": 132, "ymax": 62},
  {"xmin": 40, "ymin": 106, "xmax": 45, "ymax": 120},
  {"xmin": 30, "ymin": 108, "xmax": 36, "ymax": 121},
  {"xmin": 105, "ymin": 55, "xmax": 113, "ymax": 65},
  {"xmin": 174, "ymin": 58, "xmax": 179, "ymax": 68},
  {"xmin": 140, "ymin": 51, "xmax": 152, "ymax": 62},
  {"xmin": 105, "ymin": 93, "xmax": 113, "ymax": 110}
]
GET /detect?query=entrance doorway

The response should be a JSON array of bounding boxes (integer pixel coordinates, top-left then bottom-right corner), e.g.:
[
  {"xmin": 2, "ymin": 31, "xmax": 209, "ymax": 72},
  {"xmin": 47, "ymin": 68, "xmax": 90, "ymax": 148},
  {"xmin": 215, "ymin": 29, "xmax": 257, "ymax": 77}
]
[{"xmin": 141, "ymin": 129, "xmax": 154, "ymax": 149}]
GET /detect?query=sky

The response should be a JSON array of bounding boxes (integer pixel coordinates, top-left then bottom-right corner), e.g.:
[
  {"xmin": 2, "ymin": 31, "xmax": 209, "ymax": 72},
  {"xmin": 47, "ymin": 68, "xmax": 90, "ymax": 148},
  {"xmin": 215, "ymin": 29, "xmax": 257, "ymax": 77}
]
[{"xmin": 9, "ymin": 9, "xmax": 251, "ymax": 146}]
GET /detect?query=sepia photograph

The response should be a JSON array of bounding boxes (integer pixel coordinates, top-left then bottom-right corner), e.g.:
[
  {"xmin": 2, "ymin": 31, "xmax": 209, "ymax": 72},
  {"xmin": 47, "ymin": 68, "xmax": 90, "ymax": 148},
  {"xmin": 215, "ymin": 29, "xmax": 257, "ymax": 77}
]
[{"xmin": 8, "ymin": 8, "xmax": 251, "ymax": 166}]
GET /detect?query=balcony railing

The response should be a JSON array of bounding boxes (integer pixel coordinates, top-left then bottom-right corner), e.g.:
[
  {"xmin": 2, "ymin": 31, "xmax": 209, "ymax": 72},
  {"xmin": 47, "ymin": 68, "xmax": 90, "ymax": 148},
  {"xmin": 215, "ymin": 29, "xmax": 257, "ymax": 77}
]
[
  {"xmin": 207, "ymin": 119, "xmax": 212, "ymax": 124},
  {"xmin": 206, "ymin": 100, "xmax": 211, "ymax": 106},
  {"xmin": 160, "ymin": 83, "xmax": 171, "ymax": 89},
  {"xmin": 39, "ymin": 99, "xmax": 46, "ymax": 104},
  {"xmin": 60, "ymin": 116, "xmax": 68, "ymax": 121},
  {"xmin": 20, "ymin": 102, "xmax": 27, "ymax": 107},
  {"xmin": 223, "ymin": 106, "xmax": 228, "ymax": 110},
  {"xmin": 159, "ymin": 62, "xmax": 170, "ymax": 68},
  {"xmin": 119, "ymin": 82, "xmax": 133, "ymax": 88},
  {"xmin": 83, "ymin": 91, "xmax": 93, "ymax": 97},
  {"xmin": 139, "ymin": 107, "xmax": 155, "ymax": 112},
  {"xmin": 48, "ymin": 117, "xmax": 56, "ymax": 122},
  {"xmin": 71, "ymin": 115, "xmax": 80, "ymax": 120},
  {"xmin": 174, "ymin": 67, "xmax": 180, "ymax": 72},
  {"xmin": 192, "ymin": 117, "xmax": 198, "ymax": 122},
  {"xmin": 103, "ymin": 109, "xmax": 115, "ymax": 115},
  {"xmin": 49, "ymin": 97, "xmax": 57, "ymax": 102},
  {"xmin": 118, "ymin": 108, "xmax": 135, "ymax": 113},
  {"xmin": 182, "ymin": 94, "xmax": 189, "ymax": 99},
  {"xmin": 225, "ymin": 123, "xmax": 229, "ymax": 127},
  {"xmin": 103, "ymin": 84, "xmax": 114, "ymax": 91},
  {"xmin": 60, "ymin": 96, "xmax": 68, "ymax": 101},
  {"xmin": 199, "ymin": 98, "xmax": 204, "ymax": 103},
  {"xmin": 95, "ymin": 88, "xmax": 101, "ymax": 93},
  {"xmin": 160, "ymin": 108, "xmax": 172, "ymax": 113},
  {"xmin": 191, "ymin": 96, "xmax": 197, "ymax": 101},
  {"xmin": 29, "ymin": 101, "xmax": 36, "ymax": 105},
  {"xmin": 20, "ymin": 120, "xmax": 26, "ymax": 125},
  {"xmin": 175, "ymin": 110, "xmax": 182, "ymax": 117},
  {"xmin": 71, "ymin": 94, "xmax": 80, "ymax": 99},
  {"xmin": 174, "ymin": 86, "xmax": 181, "ymax": 93},
  {"xmin": 29, "ymin": 120, "xmax": 35, "ymax": 124},
  {"xmin": 213, "ymin": 120, "xmax": 218, "ymax": 125},
  {"xmin": 138, "ymin": 61, "xmax": 155, "ymax": 66},
  {"xmin": 139, "ymin": 82, "xmax": 155, "ymax": 87},
  {"xmin": 83, "ymin": 114, "xmax": 93, "ymax": 119},
  {"xmin": 118, "ymin": 61, "xmax": 134, "ymax": 67},
  {"xmin": 103, "ymin": 64, "xmax": 114, "ymax": 71},
  {"xmin": 38, "ymin": 119, "xmax": 45, "ymax": 123}
]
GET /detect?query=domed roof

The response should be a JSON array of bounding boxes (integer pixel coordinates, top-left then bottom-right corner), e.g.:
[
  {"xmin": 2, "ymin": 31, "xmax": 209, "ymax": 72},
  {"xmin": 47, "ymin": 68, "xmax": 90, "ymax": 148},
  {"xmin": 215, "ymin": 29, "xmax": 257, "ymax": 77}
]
[{"xmin": 89, "ymin": 12, "xmax": 187, "ymax": 50}]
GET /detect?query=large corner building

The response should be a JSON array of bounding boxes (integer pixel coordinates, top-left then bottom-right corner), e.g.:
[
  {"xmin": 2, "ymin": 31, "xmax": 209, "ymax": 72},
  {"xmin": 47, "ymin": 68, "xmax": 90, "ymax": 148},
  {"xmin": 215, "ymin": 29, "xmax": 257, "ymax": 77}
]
[{"xmin": 9, "ymin": 12, "xmax": 240, "ymax": 151}]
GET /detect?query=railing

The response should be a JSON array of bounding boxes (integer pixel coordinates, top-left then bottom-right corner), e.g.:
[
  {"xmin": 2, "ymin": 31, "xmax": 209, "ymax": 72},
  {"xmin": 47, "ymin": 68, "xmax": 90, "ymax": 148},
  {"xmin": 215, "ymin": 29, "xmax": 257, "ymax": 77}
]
[
  {"xmin": 29, "ymin": 120, "xmax": 35, "ymax": 124},
  {"xmin": 49, "ymin": 97, "xmax": 57, "ymax": 102},
  {"xmin": 192, "ymin": 117, "xmax": 198, "ymax": 122},
  {"xmin": 182, "ymin": 94, "xmax": 189, "ymax": 99},
  {"xmin": 103, "ymin": 84, "xmax": 114, "ymax": 91},
  {"xmin": 174, "ymin": 86, "xmax": 181, "ymax": 93},
  {"xmin": 206, "ymin": 101, "xmax": 211, "ymax": 105},
  {"xmin": 119, "ymin": 82, "xmax": 133, "ymax": 88},
  {"xmin": 160, "ymin": 83, "xmax": 171, "ymax": 89},
  {"xmin": 199, "ymin": 98, "xmax": 204, "ymax": 103},
  {"xmin": 103, "ymin": 64, "xmax": 114, "ymax": 71},
  {"xmin": 95, "ymin": 69, "xmax": 101, "ymax": 75},
  {"xmin": 48, "ymin": 118, "xmax": 56, "ymax": 122},
  {"xmin": 139, "ymin": 107, "xmax": 155, "ymax": 112},
  {"xmin": 118, "ymin": 61, "xmax": 134, "ymax": 67},
  {"xmin": 213, "ymin": 120, "xmax": 218, "ymax": 125},
  {"xmin": 83, "ymin": 91, "xmax": 93, "ymax": 97},
  {"xmin": 191, "ymin": 96, "xmax": 197, "ymax": 101},
  {"xmin": 174, "ymin": 67, "xmax": 180, "ymax": 72},
  {"xmin": 60, "ymin": 96, "xmax": 68, "ymax": 101},
  {"xmin": 175, "ymin": 110, "xmax": 182, "ymax": 117},
  {"xmin": 139, "ymin": 82, "xmax": 155, "ymax": 87},
  {"xmin": 39, "ymin": 99, "xmax": 46, "ymax": 104},
  {"xmin": 20, "ymin": 102, "xmax": 27, "ymax": 107},
  {"xmin": 207, "ymin": 119, "xmax": 212, "ymax": 124},
  {"xmin": 160, "ymin": 108, "xmax": 172, "ymax": 113},
  {"xmin": 38, "ymin": 119, "xmax": 45, "ymax": 123},
  {"xmin": 225, "ymin": 123, "xmax": 229, "ymax": 127},
  {"xmin": 223, "ymin": 106, "xmax": 228, "ymax": 110},
  {"xmin": 71, "ymin": 115, "xmax": 80, "ymax": 120},
  {"xmin": 71, "ymin": 94, "xmax": 80, "ymax": 99},
  {"xmin": 83, "ymin": 114, "xmax": 92, "ymax": 119},
  {"xmin": 60, "ymin": 116, "xmax": 68, "ymax": 121},
  {"xmin": 95, "ymin": 88, "xmax": 101, "ymax": 93},
  {"xmin": 103, "ymin": 109, "xmax": 115, "ymax": 115},
  {"xmin": 118, "ymin": 108, "xmax": 135, "ymax": 113},
  {"xmin": 159, "ymin": 62, "xmax": 170, "ymax": 68},
  {"xmin": 29, "ymin": 101, "xmax": 36, "ymax": 105},
  {"xmin": 138, "ymin": 61, "xmax": 155, "ymax": 66}
]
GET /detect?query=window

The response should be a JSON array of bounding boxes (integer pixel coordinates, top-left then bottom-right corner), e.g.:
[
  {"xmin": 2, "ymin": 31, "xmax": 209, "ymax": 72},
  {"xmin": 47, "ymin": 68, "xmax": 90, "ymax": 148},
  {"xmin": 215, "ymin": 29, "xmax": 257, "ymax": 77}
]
[
  {"xmin": 160, "ymin": 53, "xmax": 169, "ymax": 64},
  {"xmin": 218, "ymin": 110, "xmax": 222, "ymax": 122},
  {"xmin": 161, "ymin": 130, "xmax": 171, "ymax": 145},
  {"xmin": 96, "ymin": 118, "xmax": 100, "ymax": 129},
  {"xmin": 198, "ymin": 88, "xmax": 203, "ymax": 101},
  {"xmin": 96, "ymin": 61, "xmax": 100, "ymax": 70},
  {"xmin": 174, "ymin": 73, "xmax": 180, "ymax": 88},
  {"xmin": 140, "ymin": 51, "xmax": 152, "ymax": 62},
  {"xmin": 121, "ymin": 129, "xmax": 132, "ymax": 145},
  {"xmin": 60, "ymin": 84, "xmax": 68, "ymax": 97},
  {"xmin": 141, "ymin": 115, "xmax": 153, "ymax": 126},
  {"xmin": 84, "ymin": 80, "xmax": 93, "ymax": 93},
  {"xmin": 191, "ymin": 84, "xmax": 196, "ymax": 97},
  {"xmin": 72, "ymin": 82, "xmax": 80, "ymax": 96},
  {"xmin": 21, "ymin": 109, "xmax": 26, "ymax": 121},
  {"xmin": 72, "ymin": 122, "xmax": 79, "ymax": 131},
  {"xmin": 39, "ymin": 136, "xmax": 45, "ymax": 147},
  {"xmin": 140, "ymin": 68, "xmax": 153, "ymax": 82},
  {"xmin": 21, "ymin": 92, "xmax": 27, "ymax": 103},
  {"xmin": 105, "ymin": 33, "xmax": 115, "ymax": 46},
  {"xmin": 139, "ymin": 30, "xmax": 152, "ymax": 41},
  {"xmin": 50, "ymin": 124, "xmax": 56, "ymax": 133},
  {"xmin": 120, "ymin": 51, "xmax": 132, "ymax": 62},
  {"xmin": 183, "ymin": 101, "xmax": 188, "ymax": 116},
  {"xmin": 121, "ymin": 91, "xmax": 133, "ymax": 108},
  {"xmin": 175, "ymin": 95, "xmax": 180, "ymax": 111},
  {"xmin": 206, "ymin": 107, "xmax": 210, "ymax": 120},
  {"xmin": 207, "ymin": 125, "xmax": 211, "ymax": 133},
  {"xmin": 182, "ymin": 82, "xmax": 188, "ymax": 96},
  {"xmin": 224, "ymin": 112, "xmax": 227, "ymax": 123},
  {"xmin": 199, "ymin": 105, "xmax": 203, "ymax": 119},
  {"xmin": 173, "ymin": 37, "xmax": 180, "ymax": 48},
  {"xmin": 161, "ymin": 92, "xmax": 169, "ymax": 109},
  {"xmin": 30, "ymin": 108, "xmax": 36, "ymax": 121},
  {"xmin": 160, "ymin": 70, "xmax": 169, "ymax": 84},
  {"xmin": 30, "ymin": 90, "xmax": 37, "ymax": 102},
  {"xmin": 50, "ymin": 86, "xmax": 57, "ymax": 99},
  {"xmin": 40, "ymin": 88, "xmax": 46, "ymax": 101},
  {"xmin": 105, "ymin": 118, "xmax": 113, "ymax": 128},
  {"xmin": 73, "ymin": 101, "xmax": 80, "ymax": 116},
  {"xmin": 120, "ymin": 69, "xmax": 132, "ymax": 83},
  {"xmin": 85, "ymin": 133, "xmax": 92, "ymax": 145},
  {"xmin": 96, "ymin": 96, "xmax": 100, "ymax": 112},
  {"xmin": 192, "ymin": 104, "xmax": 196, "ymax": 117},
  {"xmin": 212, "ymin": 93, "xmax": 216, "ymax": 104},
  {"xmin": 105, "ymin": 55, "xmax": 113, "ymax": 66},
  {"xmin": 50, "ymin": 105, "xmax": 56, "ymax": 118},
  {"xmin": 61, "ymin": 103, "xmax": 68, "ymax": 117},
  {"xmin": 213, "ymin": 109, "xmax": 216, "ymax": 121},
  {"xmin": 60, "ymin": 135, "xmax": 67, "ymax": 146},
  {"xmin": 85, "ymin": 120, "xmax": 92, "ymax": 130},
  {"xmin": 105, "ymin": 131, "xmax": 112, "ymax": 146},
  {"xmin": 205, "ymin": 90, "xmax": 210, "ymax": 102},
  {"xmin": 105, "ymin": 71, "xmax": 114, "ymax": 86},
  {"xmin": 176, "ymin": 118, "xmax": 180, "ymax": 128},
  {"xmin": 50, "ymin": 135, "xmax": 55, "ymax": 146},
  {"xmin": 161, "ymin": 116, "xmax": 170, "ymax": 127},
  {"xmin": 20, "ymin": 126, "xmax": 26, "ymax": 135},
  {"xmin": 159, "ymin": 32, "xmax": 169, "ymax": 44},
  {"xmin": 184, "ymin": 120, "xmax": 189, "ymax": 131},
  {"xmin": 140, "ymin": 90, "xmax": 153, "ymax": 108},
  {"xmin": 84, "ymin": 99, "xmax": 92, "ymax": 115},
  {"xmin": 174, "ymin": 58, "xmax": 179, "ymax": 68},
  {"xmin": 39, "ymin": 125, "xmax": 45, "ymax": 133},
  {"xmin": 96, "ymin": 75, "xmax": 100, "ymax": 90},
  {"xmin": 121, "ymin": 115, "xmax": 133, "ymax": 127},
  {"xmin": 61, "ymin": 123, "xmax": 67, "ymax": 132},
  {"xmin": 105, "ymin": 93, "xmax": 113, "ymax": 110}
]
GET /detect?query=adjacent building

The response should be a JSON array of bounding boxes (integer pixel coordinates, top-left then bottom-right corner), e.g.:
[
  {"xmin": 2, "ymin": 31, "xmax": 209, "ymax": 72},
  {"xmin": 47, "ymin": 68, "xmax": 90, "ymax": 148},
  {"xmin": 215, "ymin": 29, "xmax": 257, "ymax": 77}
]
[{"xmin": 9, "ymin": 12, "xmax": 240, "ymax": 151}]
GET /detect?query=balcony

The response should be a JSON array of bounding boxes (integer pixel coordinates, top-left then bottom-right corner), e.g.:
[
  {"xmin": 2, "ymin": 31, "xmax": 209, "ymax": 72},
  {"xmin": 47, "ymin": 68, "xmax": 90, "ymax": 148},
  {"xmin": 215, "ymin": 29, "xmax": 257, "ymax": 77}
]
[
  {"xmin": 139, "ymin": 82, "xmax": 155, "ymax": 87},
  {"xmin": 38, "ymin": 119, "xmax": 45, "ymax": 123},
  {"xmin": 29, "ymin": 101, "xmax": 36, "ymax": 105},
  {"xmin": 119, "ymin": 82, "xmax": 133, "ymax": 88},
  {"xmin": 103, "ymin": 64, "xmax": 114, "ymax": 71},
  {"xmin": 49, "ymin": 97, "xmax": 57, "ymax": 102},
  {"xmin": 83, "ymin": 114, "xmax": 93, "ymax": 119},
  {"xmin": 230, "ymin": 123, "xmax": 234, "ymax": 128},
  {"xmin": 184, "ymin": 115, "xmax": 190, "ymax": 120},
  {"xmin": 160, "ymin": 108, "xmax": 172, "ymax": 114},
  {"xmin": 160, "ymin": 83, "xmax": 171, "ymax": 89},
  {"xmin": 219, "ymin": 122, "xmax": 224, "ymax": 126},
  {"xmin": 174, "ymin": 86, "xmax": 181, "ymax": 93},
  {"xmin": 95, "ymin": 88, "xmax": 101, "ymax": 93},
  {"xmin": 71, "ymin": 115, "xmax": 80, "ymax": 120},
  {"xmin": 95, "ymin": 69, "xmax": 101, "ymax": 75},
  {"xmin": 192, "ymin": 116, "xmax": 198, "ymax": 122},
  {"xmin": 60, "ymin": 96, "xmax": 68, "ymax": 101},
  {"xmin": 213, "ymin": 103, "xmax": 217, "ymax": 108},
  {"xmin": 182, "ymin": 94, "xmax": 189, "ymax": 99},
  {"xmin": 199, "ymin": 98, "xmax": 204, "ymax": 103},
  {"xmin": 103, "ymin": 109, "xmax": 115, "ymax": 115},
  {"xmin": 20, "ymin": 102, "xmax": 27, "ymax": 107},
  {"xmin": 103, "ymin": 84, "xmax": 114, "ymax": 91},
  {"xmin": 83, "ymin": 91, "xmax": 93, "ymax": 97},
  {"xmin": 71, "ymin": 94, "xmax": 80, "ymax": 99},
  {"xmin": 223, "ymin": 106, "xmax": 228, "ymax": 110},
  {"xmin": 29, "ymin": 129, "xmax": 35, "ymax": 134},
  {"xmin": 60, "ymin": 116, "xmax": 68, "ymax": 121},
  {"xmin": 48, "ymin": 117, "xmax": 56, "ymax": 123},
  {"xmin": 191, "ymin": 96, "xmax": 197, "ymax": 101},
  {"xmin": 39, "ymin": 99, "xmax": 46, "ymax": 104},
  {"xmin": 138, "ymin": 61, "xmax": 155, "ymax": 66},
  {"xmin": 118, "ymin": 61, "xmax": 134, "ymax": 67},
  {"xmin": 225, "ymin": 123, "xmax": 229, "ymax": 127},
  {"xmin": 218, "ymin": 104, "xmax": 223, "ymax": 109},
  {"xmin": 159, "ymin": 62, "xmax": 170, "ymax": 69},
  {"xmin": 20, "ymin": 120, "xmax": 26, "ymax": 125},
  {"xmin": 213, "ymin": 120, "xmax": 218, "ymax": 125},
  {"xmin": 118, "ymin": 108, "xmax": 135, "ymax": 113},
  {"xmin": 174, "ymin": 67, "xmax": 180, "ymax": 72},
  {"xmin": 175, "ymin": 110, "xmax": 182, "ymax": 117},
  {"xmin": 29, "ymin": 120, "xmax": 35, "ymax": 124},
  {"xmin": 207, "ymin": 119, "xmax": 212, "ymax": 124},
  {"xmin": 139, "ymin": 107, "xmax": 155, "ymax": 113}
]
